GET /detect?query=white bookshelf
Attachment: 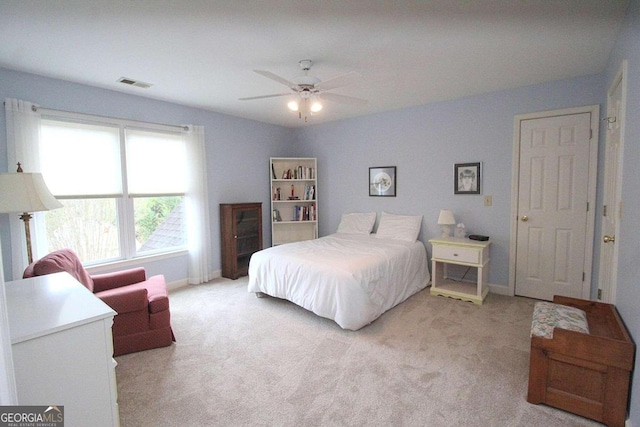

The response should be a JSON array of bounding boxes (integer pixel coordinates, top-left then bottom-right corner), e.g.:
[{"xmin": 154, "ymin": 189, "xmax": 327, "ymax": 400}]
[{"xmin": 270, "ymin": 157, "xmax": 318, "ymax": 246}]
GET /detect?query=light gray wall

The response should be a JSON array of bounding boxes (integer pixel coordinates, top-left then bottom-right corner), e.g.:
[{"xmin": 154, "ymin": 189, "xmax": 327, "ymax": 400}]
[
  {"xmin": 0, "ymin": 67, "xmax": 295, "ymax": 282},
  {"xmin": 603, "ymin": 0, "xmax": 640, "ymax": 422},
  {"xmin": 293, "ymin": 74, "xmax": 604, "ymax": 290},
  {"xmin": 0, "ymin": 68, "xmax": 608, "ymax": 289}
]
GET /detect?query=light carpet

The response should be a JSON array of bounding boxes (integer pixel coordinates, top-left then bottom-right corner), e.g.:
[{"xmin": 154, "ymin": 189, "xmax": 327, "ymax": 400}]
[{"xmin": 115, "ymin": 277, "xmax": 601, "ymax": 427}]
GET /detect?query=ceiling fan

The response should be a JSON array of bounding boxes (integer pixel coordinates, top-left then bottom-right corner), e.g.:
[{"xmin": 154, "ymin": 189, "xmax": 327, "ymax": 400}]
[{"xmin": 239, "ymin": 60, "xmax": 368, "ymax": 122}]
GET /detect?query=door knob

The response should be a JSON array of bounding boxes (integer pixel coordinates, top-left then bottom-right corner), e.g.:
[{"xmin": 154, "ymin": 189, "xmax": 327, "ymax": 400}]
[
  {"xmin": 521, "ymin": 215, "xmax": 528, "ymax": 222},
  {"xmin": 603, "ymin": 235, "xmax": 615, "ymax": 243}
]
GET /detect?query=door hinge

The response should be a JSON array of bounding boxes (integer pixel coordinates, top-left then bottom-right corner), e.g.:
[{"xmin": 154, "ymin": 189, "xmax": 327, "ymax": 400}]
[
  {"xmin": 619, "ymin": 200, "xmax": 624, "ymax": 221},
  {"xmin": 586, "ymin": 202, "xmax": 589, "ymax": 212},
  {"xmin": 603, "ymin": 205, "xmax": 608, "ymax": 217},
  {"xmin": 590, "ymin": 128, "xmax": 593, "ymax": 139},
  {"xmin": 597, "ymin": 289, "xmax": 602, "ymax": 300},
  {"xmin": 603, "ymin": 116, "xmax": 617, "ymax": 130},
  {"xmin": 582, "ymin": 272, "xmax": 585, "ymax": 282}
]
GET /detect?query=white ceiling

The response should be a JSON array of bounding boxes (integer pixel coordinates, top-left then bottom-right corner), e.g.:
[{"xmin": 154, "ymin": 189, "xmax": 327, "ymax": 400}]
[{"xmin": 0, "ymin": 1, "xmax": 629, "ymax": 128}]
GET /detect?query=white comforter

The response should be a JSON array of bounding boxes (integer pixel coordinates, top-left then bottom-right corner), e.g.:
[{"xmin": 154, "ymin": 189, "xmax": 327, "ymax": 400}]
[{"xmin": 247, "ymin": 233, "xmax": 429, "ymax": 330}]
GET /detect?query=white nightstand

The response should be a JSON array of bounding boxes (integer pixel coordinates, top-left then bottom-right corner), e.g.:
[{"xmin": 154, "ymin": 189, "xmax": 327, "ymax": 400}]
[{"xmin": 428, "ymin": 236, "xmax": 491, "ymax": 304}]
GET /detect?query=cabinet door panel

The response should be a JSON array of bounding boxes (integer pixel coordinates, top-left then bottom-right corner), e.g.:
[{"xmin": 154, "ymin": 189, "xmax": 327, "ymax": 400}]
[{"xmin": 221, "ymin": 203, "xmax": 262, "ymax": 279}]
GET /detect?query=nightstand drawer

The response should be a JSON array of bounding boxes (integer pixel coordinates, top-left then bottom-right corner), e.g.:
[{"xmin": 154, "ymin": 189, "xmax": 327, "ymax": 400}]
[{"xmin": 432, "ymin": 245, "xmax": 479, "ymax": 264}]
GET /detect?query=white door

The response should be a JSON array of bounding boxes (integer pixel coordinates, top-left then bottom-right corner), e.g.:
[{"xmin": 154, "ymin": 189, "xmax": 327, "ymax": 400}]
[
  {"xmin": 513, "ymin": 109, "xmax": 597, "ymax": 300},
  {"xmin": 598, "ymin": 61, "xmax": 627, "ymax": 303}
]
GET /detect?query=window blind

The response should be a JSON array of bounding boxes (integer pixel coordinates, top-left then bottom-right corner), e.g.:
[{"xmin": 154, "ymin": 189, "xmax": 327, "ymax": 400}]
[
  {"xmin": 125, "ymin": 128, "xmax": 187, "ymax": 196},
  {"xmin": 40, "ymin": 119, "xmax": 122, "ymax": 197}
]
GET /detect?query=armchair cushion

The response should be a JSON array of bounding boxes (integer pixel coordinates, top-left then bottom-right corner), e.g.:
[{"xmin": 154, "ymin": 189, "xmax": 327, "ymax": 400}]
[
  {"xmin": 92, "ymin": 267, "xmax": 147, "ymax": 293},
  {"xmin": 24, "ymin": 249, "xmax": 94, "ymax": 292},
  {"xmin": 96, "ymin": 286, "xmax": 149, "ymax": 315},
  {"xmin": 95, "ymin": 275, "xmax": 168, "ymax": 314},
  {"xmin": 130, "ymin": 275, "xmax": 170, "ymax": 313}
]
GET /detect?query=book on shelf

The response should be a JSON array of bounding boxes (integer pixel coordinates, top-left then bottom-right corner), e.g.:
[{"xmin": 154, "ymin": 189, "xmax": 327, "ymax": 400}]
[
  {"xmin": 272, "ymin": 186, "xmax": 283, "ymax": 200},
  {"xmin": 292, "ymin": 203, "xmax": 316, "ymax": 221},
  {"xmin": 303, "ymin": 184, "xmax": 315, "ymax": 200},
  {"xmin": 300, "ymin": 167, "xmax": 314, "ymax": 180},
  {"xmin": 277, "ymin": 166, "xmax": 314, "ymax": 180},
  {"xmin": 272, "ymin": 209, "xmax": 282, "ymax": 222}
]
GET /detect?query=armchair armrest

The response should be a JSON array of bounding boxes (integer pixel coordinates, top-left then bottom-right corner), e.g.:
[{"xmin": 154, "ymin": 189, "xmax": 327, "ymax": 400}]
[
  {"xmin": 91, "ymin": 267, "xmax": 147, "ymax": 293},
  {"xmin": 96, "ymin": 286, "xmax": 149, "ymax": 315}
]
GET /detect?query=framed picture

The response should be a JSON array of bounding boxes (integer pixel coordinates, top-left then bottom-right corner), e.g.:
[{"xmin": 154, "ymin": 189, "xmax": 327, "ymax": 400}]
[
  {"xmin": 369, "ymin": 166, "xmax": 396, "ymax": 197},
  {"xmin": 454, "ymin": 162, "xmax": 481, "ymax": 194}
]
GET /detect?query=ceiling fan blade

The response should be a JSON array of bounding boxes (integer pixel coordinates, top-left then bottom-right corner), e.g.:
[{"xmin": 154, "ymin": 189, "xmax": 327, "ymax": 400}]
[
  {"xmin": 320, "ymin": 92, "xmax": 368, "ymax": 106},
  {"xmin": 238, "ymin": 93, "xmax": 291, "ymax": 101},
  {"xmin": 314, "ymin": 71, "xmax": 362, "ymax": 91},
  {"xmin": 254, "ymin": 70, "xmax": 299, "ymax": 90}
]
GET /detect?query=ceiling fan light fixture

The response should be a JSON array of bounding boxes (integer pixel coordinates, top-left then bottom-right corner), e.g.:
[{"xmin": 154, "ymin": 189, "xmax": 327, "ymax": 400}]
[
  {"xmin": 310, "ymin": 101, "xmax": 323, "ymax": 113},
  {"xmin": 242, "ymin": 59, "xmax": 367, "ymax": 123},
  {"xmin": 287, "ymin": 100, "xmax": 299, "ymax": 112}
]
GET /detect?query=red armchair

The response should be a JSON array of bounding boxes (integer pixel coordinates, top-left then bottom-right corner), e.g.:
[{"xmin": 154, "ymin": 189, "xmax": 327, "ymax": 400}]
[{"xmin": 23, "ymin": 249, "xmax": 175, "ymax": 356}]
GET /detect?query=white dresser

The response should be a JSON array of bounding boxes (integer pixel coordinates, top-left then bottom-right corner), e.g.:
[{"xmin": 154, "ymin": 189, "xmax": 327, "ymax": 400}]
[{"xmin": 6, "ymin": 272, "xmax": 120, "ymax": 427}]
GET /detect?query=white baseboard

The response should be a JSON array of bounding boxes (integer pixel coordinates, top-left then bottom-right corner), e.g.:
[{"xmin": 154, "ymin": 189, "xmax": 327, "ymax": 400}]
[
  {"xmin": 489, "ymin": 283, "xmax": 512, "ymax": 296},
  {"xmin": 173, "ymin": 277, "xmax": 511, "ymax": 296},
  {"xmin": 172, "ymin": 278, "xmax": 515, "ymax": 297},
  {"xmin": 626, "ymin": 419, "xmax": 632, "ymax": 427},
  {"xmin": 167, "ymin": 270, "xmax": 222, "ymax": 292},
  {"xmin": 167, "ymin": 278, "xmax": 189, "ymax": 291}
]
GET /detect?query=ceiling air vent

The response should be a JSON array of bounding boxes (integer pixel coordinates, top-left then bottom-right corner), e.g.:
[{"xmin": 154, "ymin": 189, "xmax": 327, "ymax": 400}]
[{"xmin": 117, "ymin": 77, "xmax": 152, "ymax": 89}]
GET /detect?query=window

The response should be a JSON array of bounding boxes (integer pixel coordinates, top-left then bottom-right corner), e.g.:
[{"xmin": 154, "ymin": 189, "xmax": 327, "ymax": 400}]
[{"xmin": 39, "ymin": 117, "xmax": 187, "ymax": 264}]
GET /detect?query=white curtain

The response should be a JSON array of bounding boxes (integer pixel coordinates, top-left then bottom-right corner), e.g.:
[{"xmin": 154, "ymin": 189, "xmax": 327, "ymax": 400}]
[
  {"xmin": 4, "ymin": 98, "xmax": 42, "ymax": 279},
  {"xmin": 183, "ymin": 125, "xmax": 214, "ymax": 284}
]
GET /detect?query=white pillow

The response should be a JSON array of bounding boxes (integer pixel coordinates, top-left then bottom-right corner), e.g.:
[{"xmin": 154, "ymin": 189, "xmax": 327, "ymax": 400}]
[
  {"xmin": 375, "ymin": 212, "xmax": 422, "ymax": 242},
  {"xmin": 336, "ymin": 212, "xmax": 376, "ymax": 235}
]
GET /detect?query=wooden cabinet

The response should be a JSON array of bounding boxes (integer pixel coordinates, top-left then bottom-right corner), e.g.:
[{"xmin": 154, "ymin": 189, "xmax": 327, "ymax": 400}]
[
  {"xmin": 6, "ymin": 272, "xmax": 120, "ymax": 427},
  {"xmin": 270, "ymin": 157, "xmax": 317, "ymax": 246},
  {"xmin": 428, "ymin": 237, "xmax": 491, "ymax": 304},
  {"xmin": 220, "ymin": 202, "xmax": 263, "ymax": 279}
]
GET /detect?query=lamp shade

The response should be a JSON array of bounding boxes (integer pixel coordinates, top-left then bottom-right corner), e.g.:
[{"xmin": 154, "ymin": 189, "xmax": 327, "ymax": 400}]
[
  {"xmin": 437, "ymin": 209, "xmax": 456, "ymax": 225},
  {"xmin": 0, "ymin": 172, "xmax": 63, "ymax": 214}
]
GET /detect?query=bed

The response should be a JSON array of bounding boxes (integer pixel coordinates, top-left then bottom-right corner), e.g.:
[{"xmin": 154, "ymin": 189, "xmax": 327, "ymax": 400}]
[{"xmin": 248, "ymin": 212, "xmax": 430, "ymax": 330}]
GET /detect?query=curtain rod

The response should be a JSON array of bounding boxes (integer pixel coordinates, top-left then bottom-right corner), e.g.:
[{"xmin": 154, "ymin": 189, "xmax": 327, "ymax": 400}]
[
  {"xmin": 31, "ymin": 105, "xmax": 190, "ymax": 131},
  {"xmin": 2, "ymin": 101, "xmax": 188, "ymax": 132}
]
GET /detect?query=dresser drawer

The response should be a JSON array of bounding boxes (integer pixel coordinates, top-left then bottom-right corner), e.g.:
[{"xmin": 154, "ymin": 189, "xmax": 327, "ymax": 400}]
[{"xmin": 432, "ymin": 245, "xmax": 480, "ymax": 264}]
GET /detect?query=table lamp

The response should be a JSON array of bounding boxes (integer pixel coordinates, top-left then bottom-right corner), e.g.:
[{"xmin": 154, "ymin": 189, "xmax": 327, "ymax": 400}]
[
  {"xmin": 0, "ymin": 163, "xmax": 62, "ymax": 264},
  {"xmin": 437, "ymin": 209, "xmax": 456, "ymax": 237}
]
